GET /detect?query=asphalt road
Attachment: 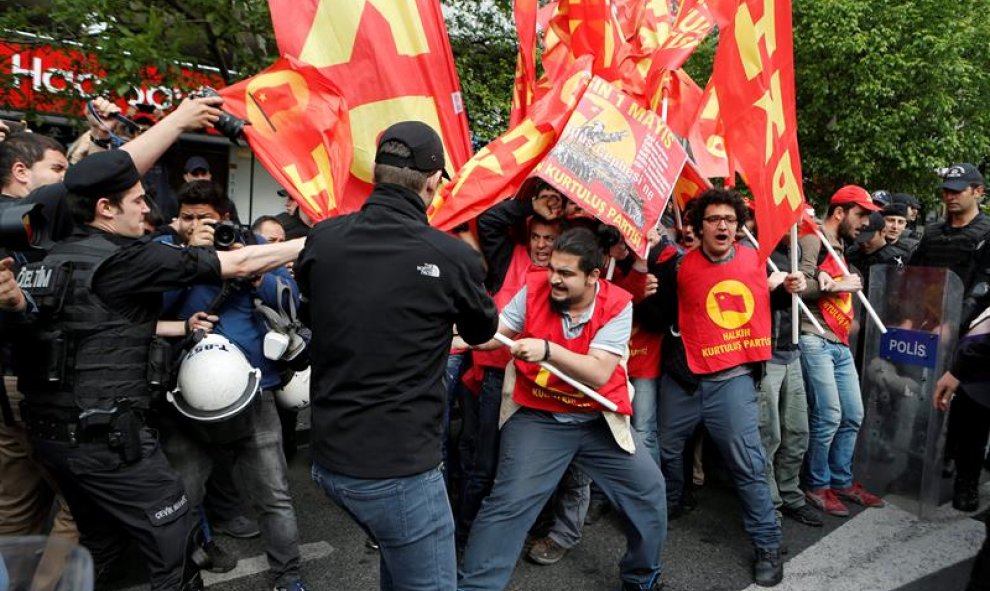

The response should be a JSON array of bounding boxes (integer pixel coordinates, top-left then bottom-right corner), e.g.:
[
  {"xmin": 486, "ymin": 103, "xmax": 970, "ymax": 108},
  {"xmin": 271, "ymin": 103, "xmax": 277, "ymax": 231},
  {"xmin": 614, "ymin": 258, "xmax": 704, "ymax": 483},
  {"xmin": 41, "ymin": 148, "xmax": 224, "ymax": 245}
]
[{"xmin": 106, "ymin": 438, "xmax": 983, "ymax": 591}]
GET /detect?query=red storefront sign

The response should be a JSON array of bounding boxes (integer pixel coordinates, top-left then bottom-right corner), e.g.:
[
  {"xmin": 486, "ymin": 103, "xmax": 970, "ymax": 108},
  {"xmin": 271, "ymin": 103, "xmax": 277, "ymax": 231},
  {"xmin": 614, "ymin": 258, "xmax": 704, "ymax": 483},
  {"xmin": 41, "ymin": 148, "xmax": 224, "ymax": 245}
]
[{"xmin": 0, "ymin": 41, "xmax": 225, "ymax": 118}]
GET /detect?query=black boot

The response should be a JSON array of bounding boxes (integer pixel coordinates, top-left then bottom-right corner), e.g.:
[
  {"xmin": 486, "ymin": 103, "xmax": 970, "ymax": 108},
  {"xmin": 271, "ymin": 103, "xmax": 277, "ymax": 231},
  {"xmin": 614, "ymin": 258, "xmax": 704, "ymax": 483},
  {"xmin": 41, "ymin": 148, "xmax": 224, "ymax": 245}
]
[
  {"xmin": 954, "ymin": 476, "xmax": 980, "ymax": 512},
  {"xmin": 754, "ymin": 548, "xmax": 783, "ymax": 587}
]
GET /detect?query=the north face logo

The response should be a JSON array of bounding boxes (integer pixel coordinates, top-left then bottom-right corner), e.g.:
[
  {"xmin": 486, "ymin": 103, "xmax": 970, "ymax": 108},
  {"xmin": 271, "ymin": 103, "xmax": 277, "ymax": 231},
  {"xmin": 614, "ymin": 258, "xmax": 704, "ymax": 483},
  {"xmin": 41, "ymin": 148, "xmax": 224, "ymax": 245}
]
[{"xmin": 417, "ymin": 263, "xmax": 440, "ymax": 278}]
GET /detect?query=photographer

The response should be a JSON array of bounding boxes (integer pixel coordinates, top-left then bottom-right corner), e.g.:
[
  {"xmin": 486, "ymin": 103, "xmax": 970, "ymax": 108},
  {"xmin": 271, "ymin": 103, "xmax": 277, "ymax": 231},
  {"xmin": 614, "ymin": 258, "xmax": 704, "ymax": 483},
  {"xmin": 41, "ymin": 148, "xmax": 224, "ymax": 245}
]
[{"xmin": 155, "ymin": 180, "xmax": 309, "ymax": 591}]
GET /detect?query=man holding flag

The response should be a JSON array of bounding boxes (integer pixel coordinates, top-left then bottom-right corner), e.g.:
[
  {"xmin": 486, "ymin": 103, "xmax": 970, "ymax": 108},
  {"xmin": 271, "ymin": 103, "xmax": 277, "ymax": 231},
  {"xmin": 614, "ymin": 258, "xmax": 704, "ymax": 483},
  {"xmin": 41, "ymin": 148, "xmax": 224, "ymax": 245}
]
[{"xmin": 797, "ymin": 186, "xmax": 885, "ymax": 517}]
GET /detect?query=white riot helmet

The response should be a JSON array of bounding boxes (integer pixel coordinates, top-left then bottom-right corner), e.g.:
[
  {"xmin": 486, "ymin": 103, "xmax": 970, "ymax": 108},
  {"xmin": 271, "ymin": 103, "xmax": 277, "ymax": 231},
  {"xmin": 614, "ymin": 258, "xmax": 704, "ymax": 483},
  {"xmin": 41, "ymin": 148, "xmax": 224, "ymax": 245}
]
[
  {"xmin": 167, "ymin": 334, "xmax": 261, "ymax": 422},
  {"xmin": 275, "ymin": 367, "xmax": 310, "ymax": 410}
]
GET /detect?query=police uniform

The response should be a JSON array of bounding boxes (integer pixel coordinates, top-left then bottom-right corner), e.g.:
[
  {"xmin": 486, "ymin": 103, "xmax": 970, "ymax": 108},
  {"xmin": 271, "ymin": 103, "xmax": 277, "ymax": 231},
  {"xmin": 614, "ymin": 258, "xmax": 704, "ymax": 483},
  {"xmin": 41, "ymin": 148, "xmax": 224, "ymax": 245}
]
[{"xmin": 16, "ymin": 151, "xmax": 222, "ymax": 591}]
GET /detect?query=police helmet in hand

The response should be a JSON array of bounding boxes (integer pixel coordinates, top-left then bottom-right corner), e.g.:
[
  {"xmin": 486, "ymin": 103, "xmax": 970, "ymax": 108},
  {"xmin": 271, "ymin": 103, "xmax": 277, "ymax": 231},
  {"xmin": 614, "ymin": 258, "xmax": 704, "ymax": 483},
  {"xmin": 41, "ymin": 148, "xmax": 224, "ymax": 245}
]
[
  {"xmin": 274, "ymin": 367, "xmax": 310, "ymax": 410},
  {"xmin": 167, "ymin": 334, "xmax": 261, "ymax": 422}
]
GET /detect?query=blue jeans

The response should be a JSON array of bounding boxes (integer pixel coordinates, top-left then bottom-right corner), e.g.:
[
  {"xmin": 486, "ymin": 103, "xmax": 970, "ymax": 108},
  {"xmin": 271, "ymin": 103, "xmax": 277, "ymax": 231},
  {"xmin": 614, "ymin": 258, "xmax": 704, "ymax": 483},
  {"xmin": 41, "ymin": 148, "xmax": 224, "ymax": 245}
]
[
  {"xmin": 546, "ymin": 465, "xmax": 591, "ymax": 548},
  {"xmin": 458, "ymin": 410, "xmax": 666, "ymax": 591},
  {"xmin": 799, "ymin": 334, "xmax": 864, "ymax": 490},
  {"xmin": 631, "ymin": 377, "xmax": 662, "ymax": 465},
  {"xmin": 456, "ymin": 368, "xmax": 503, "ymax": 547},
  {"xmin": 312, "ymin": 463, "xmax": 456, "ymax": 591},
  {"xmin": 659, "ymin": 373, "xmax": 780, "ymax": 549},
  {"xmin": 160, "ymin": 392, "xmax": 301, "ymax": 586},
  {"xmin": 443, "ymin": 351, "xmax": 470, "ymax": 479}
]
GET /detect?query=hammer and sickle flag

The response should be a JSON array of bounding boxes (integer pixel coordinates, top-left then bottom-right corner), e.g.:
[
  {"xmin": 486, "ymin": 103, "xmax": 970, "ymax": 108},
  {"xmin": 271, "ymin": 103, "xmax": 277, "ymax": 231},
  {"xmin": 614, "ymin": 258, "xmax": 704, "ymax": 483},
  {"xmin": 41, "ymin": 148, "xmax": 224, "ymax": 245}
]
[{"xmin": 221, "ymin": 57, "xmax": 352, "ymax": 222}]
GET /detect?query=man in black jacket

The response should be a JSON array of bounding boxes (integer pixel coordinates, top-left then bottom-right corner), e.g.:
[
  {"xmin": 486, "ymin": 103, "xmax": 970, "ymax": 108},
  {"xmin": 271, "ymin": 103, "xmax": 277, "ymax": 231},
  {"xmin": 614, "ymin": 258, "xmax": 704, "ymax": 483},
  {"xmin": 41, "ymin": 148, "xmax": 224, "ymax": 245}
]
[{"xmin": 297, "ymin": 121, "xmax": 497, "ymax": 589}]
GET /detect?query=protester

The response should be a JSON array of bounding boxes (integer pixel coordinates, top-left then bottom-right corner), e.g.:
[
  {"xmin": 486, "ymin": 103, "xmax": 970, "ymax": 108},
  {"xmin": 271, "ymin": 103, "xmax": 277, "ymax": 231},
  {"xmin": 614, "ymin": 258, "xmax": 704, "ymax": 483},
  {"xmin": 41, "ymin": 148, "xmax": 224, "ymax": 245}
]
[
  {"xmin": 457, "ymin": 227, "xmax": 667, "ymax": 591},
  {"xmin": 798, "ymin": 186, "xmax": 885, "ymax": 517},
  {"xmin": 458, "ymin": 183, "xmax": 564, "ymax": 549},
  {"xmin": 759, "ymin": 237, "xmax": 821, "ymax": 528},
  {"xmin": 642, "ymin": 189, "xmax": 797, "ymax": 587},
  {"xmin": 298, "ymin": 121, "xmax": 497, "ymax": 589}
]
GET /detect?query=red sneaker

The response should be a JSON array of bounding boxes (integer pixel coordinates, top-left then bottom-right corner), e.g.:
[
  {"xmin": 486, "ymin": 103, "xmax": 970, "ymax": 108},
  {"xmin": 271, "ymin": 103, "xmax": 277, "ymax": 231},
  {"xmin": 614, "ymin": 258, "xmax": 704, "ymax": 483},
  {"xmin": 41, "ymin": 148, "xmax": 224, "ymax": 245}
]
[
  {"xmin": 805, "ymin": 488, "xmax": 850, "ymax": 517},
  {"xmin": 835, "ymin": 482, "xmax": 886, "ymax": 508}
]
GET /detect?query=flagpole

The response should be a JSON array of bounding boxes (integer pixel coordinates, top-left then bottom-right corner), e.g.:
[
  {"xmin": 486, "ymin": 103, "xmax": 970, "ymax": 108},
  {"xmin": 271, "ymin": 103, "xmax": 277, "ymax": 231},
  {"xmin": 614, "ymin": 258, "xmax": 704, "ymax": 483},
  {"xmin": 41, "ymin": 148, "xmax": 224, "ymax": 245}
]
[
  {"xmin": 492, "ymin": 333, "xmax": 619, "ymax": 412},
  {"xmin": 790, "ymin": 224, "xmax": 800, "ymax": 345},
  {"xmin": 606, "ymin": 257, "xmax": 616, "ymax": 280},
  {"xmin": 812, "ymin": 228, "xmax": 887, "ymax": 334},
  {"xmin": 740, "ymin": 226, "xmax": 825, "ymax": 335}
]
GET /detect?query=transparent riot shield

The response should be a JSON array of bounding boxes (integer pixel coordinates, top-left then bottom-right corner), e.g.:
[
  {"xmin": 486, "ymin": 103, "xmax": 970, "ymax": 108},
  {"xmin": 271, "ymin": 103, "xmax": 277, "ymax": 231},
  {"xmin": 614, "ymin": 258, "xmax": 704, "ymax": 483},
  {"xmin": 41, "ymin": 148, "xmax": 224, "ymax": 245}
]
[{"xmin": 854, "ymin": 265, "xmax": 963, "ymax": 518}]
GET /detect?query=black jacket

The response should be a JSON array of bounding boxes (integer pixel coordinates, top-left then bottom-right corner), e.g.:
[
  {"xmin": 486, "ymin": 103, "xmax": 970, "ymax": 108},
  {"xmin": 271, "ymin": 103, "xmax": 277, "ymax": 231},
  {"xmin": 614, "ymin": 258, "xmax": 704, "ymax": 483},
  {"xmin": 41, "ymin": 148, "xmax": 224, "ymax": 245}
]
[{"xmin": 296, "ymin": 183, "xmax": 497, "ymax": 478}]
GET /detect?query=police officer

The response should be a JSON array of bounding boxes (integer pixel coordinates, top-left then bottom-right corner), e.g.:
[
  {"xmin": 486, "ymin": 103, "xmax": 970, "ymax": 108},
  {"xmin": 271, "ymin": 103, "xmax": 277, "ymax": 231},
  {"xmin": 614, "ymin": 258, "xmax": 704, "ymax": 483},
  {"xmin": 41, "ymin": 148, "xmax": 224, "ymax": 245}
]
[
  {"xmin": 14, "ymin": 150, "xmax": 304, "ymax": 591},
  {"xmin": 910, "ymin": 163, "xmax": 990, "ymax": 511}
]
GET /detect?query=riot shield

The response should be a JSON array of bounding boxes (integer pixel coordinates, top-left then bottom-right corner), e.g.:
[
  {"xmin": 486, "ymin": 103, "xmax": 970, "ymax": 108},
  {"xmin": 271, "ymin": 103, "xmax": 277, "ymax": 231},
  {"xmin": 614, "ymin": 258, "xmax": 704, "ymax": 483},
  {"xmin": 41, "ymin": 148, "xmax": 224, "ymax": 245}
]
[{"xmin": 854, "ymin": 265, "xmax": 963, "ymax": 518}]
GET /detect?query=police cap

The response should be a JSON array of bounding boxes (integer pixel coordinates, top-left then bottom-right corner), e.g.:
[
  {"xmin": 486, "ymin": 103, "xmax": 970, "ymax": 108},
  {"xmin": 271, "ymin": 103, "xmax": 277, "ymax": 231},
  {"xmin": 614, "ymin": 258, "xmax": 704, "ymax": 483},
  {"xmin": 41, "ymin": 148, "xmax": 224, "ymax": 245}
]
[{"xmin": 64, "ymin": 151, "xmax": 141, "ymax": 199}]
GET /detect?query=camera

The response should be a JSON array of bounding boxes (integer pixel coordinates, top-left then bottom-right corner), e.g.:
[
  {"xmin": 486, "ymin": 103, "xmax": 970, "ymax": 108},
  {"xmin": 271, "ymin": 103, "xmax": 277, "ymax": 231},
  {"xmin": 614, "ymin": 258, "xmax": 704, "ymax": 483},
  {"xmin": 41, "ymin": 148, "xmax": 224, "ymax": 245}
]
[
  {"xmin": 0, "ymin": 202, "xmax": 48, "ymax": 251},
  {"xmin": 208, "ymin": 220, "xmax": 254, "ymax": 250},
  {"xmin": 187, "ymin": 86, "xmax": 247, "ymax": 142}
]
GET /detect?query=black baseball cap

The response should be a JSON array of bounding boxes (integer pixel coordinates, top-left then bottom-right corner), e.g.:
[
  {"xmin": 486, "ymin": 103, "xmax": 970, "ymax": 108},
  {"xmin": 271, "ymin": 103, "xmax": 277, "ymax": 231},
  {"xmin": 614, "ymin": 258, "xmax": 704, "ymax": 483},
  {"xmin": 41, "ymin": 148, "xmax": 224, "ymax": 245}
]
[
  {"xmin": 941, "ymin": 163, "xmax": 985, "ymax": 191},
  {"xmin": 184, "ymin": 156, "xmax": 210, "ymax": 174},
  {"xmin": 375, "ymin": 121, "xmax": 450, "ymax": 179},
  {"xmin": 891, "ymin": 192, "xmax": 920, "ymax": 209},
  {"xmin": 882, "ymin": 202, "xmax": 908, "ymax": 218},
  {"xmin": 857, "ymin": 211, "xmax": 887, "ymax": 243}
]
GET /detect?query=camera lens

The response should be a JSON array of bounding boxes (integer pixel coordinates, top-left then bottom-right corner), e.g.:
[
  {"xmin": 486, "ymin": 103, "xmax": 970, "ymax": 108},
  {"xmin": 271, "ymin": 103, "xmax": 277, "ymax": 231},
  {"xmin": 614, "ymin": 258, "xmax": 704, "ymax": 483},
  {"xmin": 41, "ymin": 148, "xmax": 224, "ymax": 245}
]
[{"xmin": 213, "ymin": 224, "xmax": 238, "ymax": 250}]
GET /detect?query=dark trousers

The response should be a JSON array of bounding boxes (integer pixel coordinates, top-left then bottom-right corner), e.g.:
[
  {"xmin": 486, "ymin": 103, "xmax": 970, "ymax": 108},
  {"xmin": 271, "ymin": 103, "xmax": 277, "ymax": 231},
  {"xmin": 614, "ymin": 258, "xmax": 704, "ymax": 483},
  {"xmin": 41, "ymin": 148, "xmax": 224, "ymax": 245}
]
[
  {"xmin": 950, "ymin": 388, "xmax": 990, "ymax": 483},
  {"xmin": 31, "ymin": 430, "xmax": 199, "ymax": 591}
]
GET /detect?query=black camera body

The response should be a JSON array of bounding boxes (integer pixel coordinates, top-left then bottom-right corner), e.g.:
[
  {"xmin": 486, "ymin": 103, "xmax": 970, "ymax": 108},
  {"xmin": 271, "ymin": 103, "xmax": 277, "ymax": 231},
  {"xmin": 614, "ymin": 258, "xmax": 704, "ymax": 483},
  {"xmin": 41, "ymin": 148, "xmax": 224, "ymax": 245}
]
[
  {"xmin": 0, "ymin": 201, "xmax": 47, "ymax": 251},
  {"xmin": 208, "ymin": 220, "xmax": 254, "ymax": 250},
  {"xmin": 187, "ymin": 86, "xmax": 247, "ymax": 142}
]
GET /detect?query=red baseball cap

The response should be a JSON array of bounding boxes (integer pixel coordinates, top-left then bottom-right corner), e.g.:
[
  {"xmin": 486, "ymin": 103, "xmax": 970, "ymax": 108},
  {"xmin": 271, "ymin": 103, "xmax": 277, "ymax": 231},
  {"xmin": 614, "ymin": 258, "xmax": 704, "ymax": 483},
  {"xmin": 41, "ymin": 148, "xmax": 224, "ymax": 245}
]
[{"xmin": 829, "ymin": 185, "xmax": 881, "ymax": 211}]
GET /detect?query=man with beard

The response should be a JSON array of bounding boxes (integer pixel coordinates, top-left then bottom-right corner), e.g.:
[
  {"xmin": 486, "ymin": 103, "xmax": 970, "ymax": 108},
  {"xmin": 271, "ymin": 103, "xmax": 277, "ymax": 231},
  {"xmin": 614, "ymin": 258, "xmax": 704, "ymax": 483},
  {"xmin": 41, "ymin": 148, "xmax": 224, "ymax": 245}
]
[
  {"xmin": 457, "ymin": 185, "xmax": 564, "ymax": 548},
  {"xmin": 798, "ymin": 186, "xmax": 885, "ymax": 518},
  {"xmin": 456, "ymin": 227, "xmax": 666, "ymax": 591}
]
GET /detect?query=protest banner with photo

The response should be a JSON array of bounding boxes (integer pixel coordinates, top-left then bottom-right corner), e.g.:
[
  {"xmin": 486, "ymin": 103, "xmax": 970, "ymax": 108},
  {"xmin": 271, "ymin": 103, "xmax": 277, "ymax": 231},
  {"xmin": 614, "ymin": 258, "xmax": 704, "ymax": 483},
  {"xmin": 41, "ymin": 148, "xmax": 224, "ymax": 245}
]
[{"xmin": 531, "ymin": 76, "xmax": 688, "ymax": 257}]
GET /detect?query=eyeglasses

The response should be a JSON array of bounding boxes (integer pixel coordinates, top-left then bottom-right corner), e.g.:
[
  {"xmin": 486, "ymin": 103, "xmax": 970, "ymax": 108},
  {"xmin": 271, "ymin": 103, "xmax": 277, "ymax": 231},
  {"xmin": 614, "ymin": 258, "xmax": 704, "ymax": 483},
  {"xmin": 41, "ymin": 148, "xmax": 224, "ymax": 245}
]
[{"xmin": 702, "ymin": 215, "xmax": 738, "ymax": 225}]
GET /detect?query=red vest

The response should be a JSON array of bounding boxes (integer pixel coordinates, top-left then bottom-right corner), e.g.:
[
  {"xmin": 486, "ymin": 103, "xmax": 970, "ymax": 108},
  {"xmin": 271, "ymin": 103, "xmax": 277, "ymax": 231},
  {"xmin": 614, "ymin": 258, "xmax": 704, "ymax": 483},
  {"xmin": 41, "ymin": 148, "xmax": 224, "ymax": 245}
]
[
  {"xmin": 677, "ymin": 246, "xmax": 772, "ymax": 375},
  {"xmin": 473, "ymin": 245, "xmax": 541, "ymax": 369},
  {"xmin": 817, "ymin": 254, "xmax": 854, "ymax": 345},
  {"xmin": 611, "ymin": 263, "xmax": 662, "ymax": 379},
  {"xmin": 513, "ymin": 271, "xmax": 634, "ymax": 415}
]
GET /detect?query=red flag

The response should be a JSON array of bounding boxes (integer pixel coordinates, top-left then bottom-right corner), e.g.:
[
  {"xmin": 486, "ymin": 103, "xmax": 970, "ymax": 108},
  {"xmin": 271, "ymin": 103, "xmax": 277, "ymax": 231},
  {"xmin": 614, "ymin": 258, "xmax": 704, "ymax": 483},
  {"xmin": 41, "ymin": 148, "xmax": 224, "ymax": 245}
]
[
  {"xmin": 220, "ymin": 57, "xmax": 351, "ymax": 222},
  {"xmin": 672, "ymin": 158, "xmax": 712, "ymax": 210},
  {"xmin": 510, "ymin": 0, "xmax": 540, "ymax": 127},
  {"xmin": 429, "ymin": 58, "xmax": 594, "ymax": 231},
  {"xmin": 687, "ymin": 79, "xmax": 730, "ymax": 179},
  {"xmin": 709, "ymin": 0, "xmax": 805, "ymax": 260},
  {"xmin": 715, "ymin": 291, "xmax": 747, "ymax": 314},
  {"xmin": 267, "ymin": 0, "xmax": 472, "ymax": 211}
]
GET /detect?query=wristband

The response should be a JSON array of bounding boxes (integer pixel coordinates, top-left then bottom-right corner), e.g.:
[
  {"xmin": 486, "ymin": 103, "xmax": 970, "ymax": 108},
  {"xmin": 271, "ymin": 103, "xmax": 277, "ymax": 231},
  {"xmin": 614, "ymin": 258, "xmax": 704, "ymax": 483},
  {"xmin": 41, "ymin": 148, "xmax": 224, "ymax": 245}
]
[
  {"xmin": 543, "ymin": 339, "xmax": 551, "ymax": 362},
  {"xmin": 90, "ymin": 135, "xmax": 111, "ymax": 149}
]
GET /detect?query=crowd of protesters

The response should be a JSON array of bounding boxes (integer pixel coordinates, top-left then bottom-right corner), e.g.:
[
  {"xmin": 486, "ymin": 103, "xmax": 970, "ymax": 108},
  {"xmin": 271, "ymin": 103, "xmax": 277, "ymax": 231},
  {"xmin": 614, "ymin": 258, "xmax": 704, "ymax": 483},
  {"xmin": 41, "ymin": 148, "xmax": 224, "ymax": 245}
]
[{"xmin": 0, "ymin": 98, "xmax": 989, "ymax": 591}]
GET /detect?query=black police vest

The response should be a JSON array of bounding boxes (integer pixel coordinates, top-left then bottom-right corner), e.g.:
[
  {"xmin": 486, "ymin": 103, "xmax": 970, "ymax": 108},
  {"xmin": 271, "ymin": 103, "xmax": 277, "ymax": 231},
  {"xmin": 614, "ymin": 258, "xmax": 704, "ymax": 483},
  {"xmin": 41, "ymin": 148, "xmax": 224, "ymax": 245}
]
[
  {"xmin": 17, "ymin": 234, "xmax": 156, "ymax": 412},
  {"xmin": 916, "ymin": 216, "xmax": 990, "ymax": 289}
]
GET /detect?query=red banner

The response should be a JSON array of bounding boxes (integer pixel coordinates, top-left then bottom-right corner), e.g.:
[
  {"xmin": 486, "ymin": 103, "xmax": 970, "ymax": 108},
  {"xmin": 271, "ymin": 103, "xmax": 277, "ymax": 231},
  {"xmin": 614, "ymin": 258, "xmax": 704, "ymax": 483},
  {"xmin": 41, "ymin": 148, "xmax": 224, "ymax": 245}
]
[
  {"xmin": 709, "ymin": 0, "xmax": 805, "ymax": 260},
  {"xmin": 220, "ymin": 58, "xmax": 351, "ymax": 222},
  {"xmin": 430, "ymin": 58, "xmax": 593, "ymax": 231},
  {"xmin": 532, "ymin": 77, "xmax": 688, "ymax": 258},
  {"xmin": 267, "ymin": 0, "xmax": 472, "ymax": 212}
]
